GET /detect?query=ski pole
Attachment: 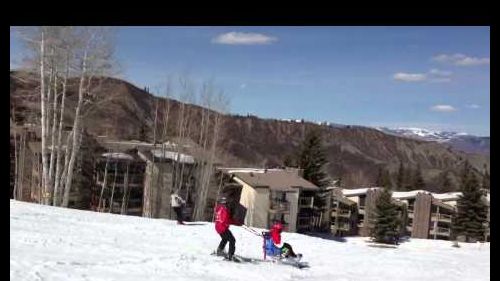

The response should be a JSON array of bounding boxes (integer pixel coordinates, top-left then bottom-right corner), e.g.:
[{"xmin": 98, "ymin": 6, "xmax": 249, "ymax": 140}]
[{"xmin": 242, "ymin": 225, "xmax": 262, "ymax": 237}]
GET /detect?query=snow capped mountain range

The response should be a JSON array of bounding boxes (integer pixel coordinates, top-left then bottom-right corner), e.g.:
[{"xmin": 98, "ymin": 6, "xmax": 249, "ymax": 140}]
[
  {"xmin": 375, "ymin": 127, "xmax": 490, "ymax": 155},
  {"xmin": 375, "ymin": 127, "xmax": 468, "ymax": 142}
]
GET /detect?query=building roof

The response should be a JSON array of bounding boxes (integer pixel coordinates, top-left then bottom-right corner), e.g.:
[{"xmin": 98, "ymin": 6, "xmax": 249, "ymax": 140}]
[
  {"xmin": 231, "ymin": 170, "xmax": 318, "ymax": 191},
  {"xmin": 341, "ymin": 187, "xmax": 381, "ymax": 196},
  {"xmin": 432, "ymin": 192, "xmax": 462, "ymax": 201},
  {"xmin": 102, "ymin": 152, "xmax": 135, "ymax": 161},
  {"xmin": 150, "ymin": 149, "xmax": 194, "ymax": 164},
  {"xmin": 333, "ymin": 193, "xmax": 357, "ymax": 206},
  {"xmin": 392, "ymin": 190, "xmax": 432, "ymax": 199}
]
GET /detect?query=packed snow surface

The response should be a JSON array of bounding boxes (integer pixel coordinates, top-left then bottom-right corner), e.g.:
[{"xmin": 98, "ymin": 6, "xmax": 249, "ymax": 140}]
[{"xmin": 10, "ymin": 200, "xmax": 489, "ymax": 281}]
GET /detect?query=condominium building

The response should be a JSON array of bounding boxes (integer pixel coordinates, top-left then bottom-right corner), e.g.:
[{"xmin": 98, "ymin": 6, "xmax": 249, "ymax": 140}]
[{"xmin": 218, "ymin": 168, "xmax": 320, "ymax": 232}]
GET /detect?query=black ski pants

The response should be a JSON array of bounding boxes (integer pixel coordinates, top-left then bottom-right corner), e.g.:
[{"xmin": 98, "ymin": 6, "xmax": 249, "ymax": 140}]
[
  {"xmin": 218, "ymin": 229, "xmax": 236, "ymax": 258},
  {"xmin": 173, "ymin": 206, "xmax": 183, "ymax": 223}
]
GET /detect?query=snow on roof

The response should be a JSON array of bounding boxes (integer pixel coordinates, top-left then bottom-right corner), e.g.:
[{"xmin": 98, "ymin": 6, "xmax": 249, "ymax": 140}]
[
  {"xmin": 392, "ymin": 190, "xmax": 432, "ymax": 199},
  {"xmin": 151, "ymin": 149, "xmax": 194, "ymax": 164},
  {"xmin": 342, "ymin": 187, "xmax": 381, "ymax": 196},
  {"xmin": 218, "ymin": 167, "xmax": 289, "ymax": 174},
  {"xmin": 432, "ymin": 192, "xmax": 462, "ymax": 201},
  {"xmin": 102, "ymin": 152, "xmax": 135, "ymax": 160}
]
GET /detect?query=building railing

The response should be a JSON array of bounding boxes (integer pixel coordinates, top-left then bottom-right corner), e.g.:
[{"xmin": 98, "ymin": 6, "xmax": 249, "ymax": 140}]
[
  {"xmin": 270, "ymin": 200, "xmax": 290, "ymax": 212},
  {"xmin": 299, "ymin": 197, "xmax": 314, "ymax": 208},
  {"xmin": 297, "ymin": 216, "xmax": 312, "ymax": 229},
  {"xmin": 338, "ymin": 210, "xmax": 351, "ymax": 217},
  {"xmin": 430, "ymin": 227, "xmax": 451, "ymax": 236},
  {"xmin": 431, "ymin": 213, "xmax": 452, "ymax": 223},
  {"xmin": 331, "ymin": 224, "xmax": 350, "ymax": 232}
]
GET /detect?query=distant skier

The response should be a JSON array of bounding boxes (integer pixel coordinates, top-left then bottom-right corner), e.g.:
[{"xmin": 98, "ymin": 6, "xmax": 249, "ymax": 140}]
[
  {"xmin": 264, "ymin": 222, "xmax": 300, "ymax": 259},
  {"xmin": 214, "ymin": 196, "xmax": 241, "ymax": 261},
  {"xmin": 170, "ymin": 190, "xmax": 186, "ymax": 225}
]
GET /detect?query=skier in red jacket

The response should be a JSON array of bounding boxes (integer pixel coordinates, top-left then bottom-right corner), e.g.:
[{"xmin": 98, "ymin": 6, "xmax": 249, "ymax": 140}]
[{"xmin": 214, "ymin": 197, "xmax": 241, "ymax": 261}]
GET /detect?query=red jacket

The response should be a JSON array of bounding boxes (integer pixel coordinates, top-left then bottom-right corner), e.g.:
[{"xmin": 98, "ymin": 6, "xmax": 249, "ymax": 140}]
[
  {"xmin": 270, "ymin": 227, "xmax": 281, "ymax": 246},
  {"xmin": 214, "ymin": 204, "xmax": 239, "ymax": 234}
]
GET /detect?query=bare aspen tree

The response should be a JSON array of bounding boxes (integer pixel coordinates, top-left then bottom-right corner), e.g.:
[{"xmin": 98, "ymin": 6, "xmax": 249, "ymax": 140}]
[
  {"xmin": 18, "ymin": 26, "xmax": 115, "ymax": 207},
  {"xmin": 109, "ymin": 162, "xmax": 118, "ymax": 213},
  {"xmin": 193, "ymin": 83, "xmax": 229, "ymax": 221},
  {"xmin": 53, "ymin": 47, "xmax": 71, "ymax": 206},
  {"xmin": 62, "ymin": 27, "xmax": 115, "ymax": 207},
  {"xmin": 98, "ymin": 155, "xmax": 110, "ymax": 211},
  {"xmin": 120, "ymin": 162, "xmax": 130, "ymax": 215},
  {"xmin": 38, "ymin": 30, "xmax": 51, "ymax": 204}
]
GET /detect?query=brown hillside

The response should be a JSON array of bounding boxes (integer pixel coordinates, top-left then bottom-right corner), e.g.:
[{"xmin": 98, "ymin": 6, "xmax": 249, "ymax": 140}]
[{"xmin": 10, "ymin": 71, "xmax": 489, "ymax": 191}]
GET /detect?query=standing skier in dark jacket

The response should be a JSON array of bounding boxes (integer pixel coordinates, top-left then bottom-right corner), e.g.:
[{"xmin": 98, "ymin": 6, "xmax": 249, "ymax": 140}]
[
  {"xmin": 171, "ymin": 190, "xmax": 186, "ymax": 224},
  {"xmin": 214, "ymin": 197, "xmax": 241, "ymax": 261}
]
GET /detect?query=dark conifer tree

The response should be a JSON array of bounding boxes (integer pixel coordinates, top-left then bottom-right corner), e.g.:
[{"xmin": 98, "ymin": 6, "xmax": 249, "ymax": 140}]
[
  {"xmin": 371, "ymin": 188, "xmax": 401, "ymax": 244},
  {"xmin": 453, "ymin": 161, "xmax": 488, "ymax": 242},
  {"xmin": 482, "ymin": 164, "xmax": 490, "ymax": 190},
  {"xmin": 396, "ymin": 162, "xmax": 405, "ymax": 190},
  {"xmin": 413, "ymin": 164, "xmax": 425, "ymax": 190},
  {"xmin": 297, "ymin": 129, "xmax": 329, "ymax": 187}
]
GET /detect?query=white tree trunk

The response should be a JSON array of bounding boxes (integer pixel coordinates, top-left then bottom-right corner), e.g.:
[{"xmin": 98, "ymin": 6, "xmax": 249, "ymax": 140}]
[
  {"xmin": 98, "ymin": 156, "xmax": 110, "ymax": 212},
  {"xmin": 120, "ymin": 163, "xmax": 130, "ymax": 214},
  {"xmin": 48, "ymin": 72, "xmax": 58, "ymax": 204},
  {"xmin": 109, "ymin": 162, "xmax": 118, "ymax": 213},
  {"xmin": 62, "ymin": 51, "xmax": 87, "ymax": 207},
  {"xmin": 53, "ymin": 56, "xmax": 69, "ymax": 206},
  {"xmin": 39, "ymin": 31, "xmax": 51, "ymax": 205}
]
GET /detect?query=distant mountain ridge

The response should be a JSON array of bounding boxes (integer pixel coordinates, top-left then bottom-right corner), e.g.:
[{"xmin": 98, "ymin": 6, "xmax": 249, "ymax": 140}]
[
  {"xmin": 375, "ymin": 127, "xmax": 490, "ymax": 156},
  {"xmin": 10, "ymin": 71, "xmax": 490, "ymax": 191}
]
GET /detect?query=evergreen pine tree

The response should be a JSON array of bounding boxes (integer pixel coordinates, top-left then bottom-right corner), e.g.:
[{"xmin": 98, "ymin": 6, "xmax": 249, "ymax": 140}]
[
  {"xmin": 396, "ymin": 162, "xmax": 405, "ymax": 190},
  {"xmin": 376, "ymin": 167, "xmax": 392, "ymax": 189},
  {"xmin": 375, "ymin": 167, "xmax": 384, "ymax": 187},
  {"xmin": 371, "ymin": 188, "xmax": 401, "ymax": 244},
  {"xmin": 283, "ymin": 154, "xmax": 296, "ymax": 167},
  {"xmin": 438, "ymin": 170, "xmax": 452, "ymax": 193},
  {"xmin": 453, "ymin": 161, "xmax": 488, "ymax": 242},
  {"xmin": 297, "ymin": 129, "xmax": 329, "ymax": 187},
  {"xmin": 403, "ymin": 166, "xmax": 413, "ymax": 191},
  {"xmin": 297, "ymin": 129, "xmax": 329, "ymax": 231},
  {"xmin": 482, "ymin": 164, "xmax": 490, "ymax": 190},
  {"xmin": 413, "ymin": 164, "xmax": 425, "ymax": 190}
]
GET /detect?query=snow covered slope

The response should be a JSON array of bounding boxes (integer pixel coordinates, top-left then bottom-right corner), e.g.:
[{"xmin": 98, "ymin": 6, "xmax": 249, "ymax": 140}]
[{"xmin": 10, "ymin": 200, "xmax": 490, "ymax": 281}]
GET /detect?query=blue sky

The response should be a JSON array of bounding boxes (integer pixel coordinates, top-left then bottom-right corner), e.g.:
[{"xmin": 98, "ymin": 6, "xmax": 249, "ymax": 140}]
[{"xmin": 10, "ymin": 27, "xmax": 490, "ymax": 136}]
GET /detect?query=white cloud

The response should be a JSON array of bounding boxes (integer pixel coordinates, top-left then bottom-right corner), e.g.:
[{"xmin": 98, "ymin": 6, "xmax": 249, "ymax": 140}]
[
  {"xmin": 433, "ymin": 53, "xmax": 490, "ymax": 66},
  {"xmin": 394, "ymin": 69, "xmax": 453, "ymax": 83},
  {"xmin": 466, "ymin": 104, "xmax": 481, "ymax": 109},
  {"xmin": 430, "ymin": 105, "xmax": 457, "ymax": 112},
  {"xmin": 212, "ymin": 32, "xmax": 277, "ymax": 45},
  {"xmin": 393, "ymin": 72, "xmax": 427, "ymax": 82},
  {"xmin": 429, "ymin": 68, "xmax": 452, "ymax": 76},
  {"xmin": 240, "ymin": 83, "xmax": 246, "ymax": 89}
]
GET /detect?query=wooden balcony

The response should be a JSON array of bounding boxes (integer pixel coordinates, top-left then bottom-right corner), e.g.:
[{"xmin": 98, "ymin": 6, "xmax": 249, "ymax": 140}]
[
  {"xmin": 431, "ymin": 213, "xmax": 452, "ymax": 223},
  {"xmin": 269, "ymin": 201, "xmax": 290, "ymax": 213},
  {"xmin": 430, "ymin": 227, "xmax": 451, "ymax": 237},
  {"xmin": 331, "ymin": 224, "xmax": 350, "ymax": 232},
  {"xmin": 299, "ymin": 196, "xmax": 314, "ymax": 209}
]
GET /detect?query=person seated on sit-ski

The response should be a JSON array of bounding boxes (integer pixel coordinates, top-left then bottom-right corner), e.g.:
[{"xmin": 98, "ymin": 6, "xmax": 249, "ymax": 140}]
[{"xmin": 263, "ymin": 222, "xmax": 301, "ymax": 259}]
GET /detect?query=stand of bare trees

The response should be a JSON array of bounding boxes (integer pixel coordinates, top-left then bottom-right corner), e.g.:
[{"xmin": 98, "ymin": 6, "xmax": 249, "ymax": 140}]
[{"xmin": 15, "ymin": 26, "xmax": 116, "ymax": 207}]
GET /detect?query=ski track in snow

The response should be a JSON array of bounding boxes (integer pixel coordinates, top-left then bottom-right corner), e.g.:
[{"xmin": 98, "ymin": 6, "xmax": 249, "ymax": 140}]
[{"xmin": 10, "ymin": 200, "xmax": 489, "ymax": 281}]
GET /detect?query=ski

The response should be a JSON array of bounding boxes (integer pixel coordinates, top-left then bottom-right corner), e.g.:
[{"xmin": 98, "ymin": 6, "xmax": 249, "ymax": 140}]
[{"xmin": 210, "ymin": 251, "xmax": 309, "ymax": 268}]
